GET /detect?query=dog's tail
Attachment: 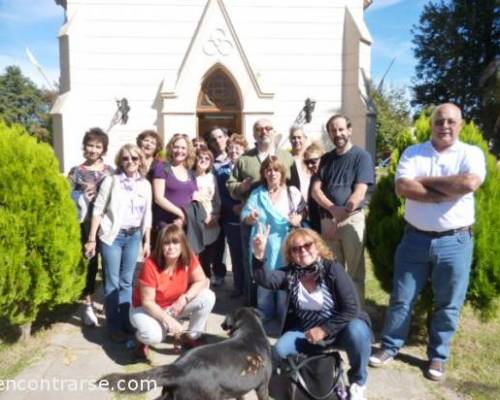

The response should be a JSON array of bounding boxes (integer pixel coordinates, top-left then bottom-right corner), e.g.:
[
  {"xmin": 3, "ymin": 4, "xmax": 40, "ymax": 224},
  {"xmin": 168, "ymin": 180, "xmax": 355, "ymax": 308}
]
[{"xmin": 97, "ymin": 364, "xmax": 183, "ymax": 393}]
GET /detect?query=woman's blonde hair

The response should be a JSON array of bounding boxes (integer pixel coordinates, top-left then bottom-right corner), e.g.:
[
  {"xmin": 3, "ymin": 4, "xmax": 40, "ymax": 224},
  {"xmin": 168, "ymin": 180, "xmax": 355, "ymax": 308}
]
[
  {"xmin": 165, "ymin": 133, "xmax": 196, "ymax": 169},
  {"xmin": 152, "ymin": 224, "xmax": 193, "ymax": 270},
  {"xmin": 303, "ymin": 141, "xmax": 325, "ymax": 159},
  {"xmin": 114, "ymin": 144, "xmax": 148, "ymax": 176},
  {"xmin": 284, "ymin": 227, "xmax": 334, "ymax": 264}
]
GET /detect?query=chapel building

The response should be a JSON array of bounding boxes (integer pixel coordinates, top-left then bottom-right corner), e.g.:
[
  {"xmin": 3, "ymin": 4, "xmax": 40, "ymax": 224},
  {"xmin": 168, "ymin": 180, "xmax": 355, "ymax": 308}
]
[{"xmin": 52, "ymin": 0, "xmax": 374, "ymax": 172}]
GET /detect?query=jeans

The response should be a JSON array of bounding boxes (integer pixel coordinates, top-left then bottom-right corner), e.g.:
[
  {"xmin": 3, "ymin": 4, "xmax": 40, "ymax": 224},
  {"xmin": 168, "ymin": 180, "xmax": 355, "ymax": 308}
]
[
  {"xmin": 381, "ymin": 228, "xmax": 473, "ymax": 361},
  {"xmin": 101, "ymin": 230, "xmax": 142, "ymax": 333},
  {"xmin": 274, "ymin": 319, "xmax": 372, "ymax": 385},
  {"xmin": 257, "ymin": 286, "xmax": 287, "ymax": 323},
  {"xmin": 224, "ymin": 221, "xmax": 244, "ymax": 293},
  {"xmin": 130, "ymin": 288, "xmax": 216, "ymax": 345}
]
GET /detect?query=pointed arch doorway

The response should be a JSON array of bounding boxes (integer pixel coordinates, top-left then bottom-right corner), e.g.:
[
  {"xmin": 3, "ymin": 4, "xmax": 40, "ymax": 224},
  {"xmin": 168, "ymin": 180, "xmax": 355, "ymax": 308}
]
[{"xmin": 197, "ymin": 67, "xmax": 242, "ymax": 137}]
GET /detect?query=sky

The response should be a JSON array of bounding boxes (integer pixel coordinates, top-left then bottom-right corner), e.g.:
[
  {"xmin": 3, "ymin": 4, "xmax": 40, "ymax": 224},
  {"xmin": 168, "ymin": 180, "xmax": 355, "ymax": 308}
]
[{"xmin": 0, "ymin": 0, "xmax": 428, "ymax": 94}]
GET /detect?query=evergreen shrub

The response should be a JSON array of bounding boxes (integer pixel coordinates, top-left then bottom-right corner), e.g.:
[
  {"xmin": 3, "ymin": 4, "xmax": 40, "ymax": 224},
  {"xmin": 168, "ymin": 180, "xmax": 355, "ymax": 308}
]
[
  {"xmin": 0, "ymin": 120, "xmax": 85, "ymax": 328},
  {"xmin": 367, "ymin": 114, "xmax": 500, "ymax": 319}
]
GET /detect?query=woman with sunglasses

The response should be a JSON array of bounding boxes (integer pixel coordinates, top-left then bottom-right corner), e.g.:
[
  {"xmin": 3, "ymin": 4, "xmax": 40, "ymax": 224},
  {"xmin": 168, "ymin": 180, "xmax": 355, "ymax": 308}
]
[
  {"xmin": 130, "ymin": 224, "xmax": 215, "ymax": 359},
  {"xmin": 85, "ymin": 144, "xmax": 152, "ymax": 342},
  {"xmin": 252, "ymin": 226, "xmax": 372, "ymax": 400},
  {"xmin": 303, "ymin": 142, "xmax": 325, "ymax": 233}
]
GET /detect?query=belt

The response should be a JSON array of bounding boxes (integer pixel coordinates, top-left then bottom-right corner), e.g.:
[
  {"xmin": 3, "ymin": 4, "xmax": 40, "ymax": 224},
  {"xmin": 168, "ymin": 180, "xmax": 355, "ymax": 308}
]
[
  {"xmin": 406, "ymin": 223, "xmax": 472, "ymax": 238},
  {"xmin": 319, "ymin": 208, "xmax": 362, "ymax": 219},
  {"xmin": 119, "ymin": 226, "xmax": 140, "ymax": 235}
]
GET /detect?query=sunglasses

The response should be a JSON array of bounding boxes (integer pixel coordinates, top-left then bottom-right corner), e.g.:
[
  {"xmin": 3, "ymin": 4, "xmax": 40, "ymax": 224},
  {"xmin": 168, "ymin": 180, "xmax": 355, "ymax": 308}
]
[
  {"xmin": 163, "ymin": 238, "xmax": 180, "ymax": 245},
  {"xmin": 291, "ymin": 241, "xmax": 314, "ymax": 254},
  {"xmin": 122, "ymin": 155, "xmax": 139, "ymax": 162},
  {"xmin": 304, "ymin": 158, "xmax": 320, "ymax": 166}
]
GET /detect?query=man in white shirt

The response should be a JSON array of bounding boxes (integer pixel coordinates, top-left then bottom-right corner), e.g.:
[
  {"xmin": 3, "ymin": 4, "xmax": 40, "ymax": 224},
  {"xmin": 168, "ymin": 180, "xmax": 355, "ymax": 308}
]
[{"xmin": 369, "ymin": 103, "xmax": 486, "ymax": 382}]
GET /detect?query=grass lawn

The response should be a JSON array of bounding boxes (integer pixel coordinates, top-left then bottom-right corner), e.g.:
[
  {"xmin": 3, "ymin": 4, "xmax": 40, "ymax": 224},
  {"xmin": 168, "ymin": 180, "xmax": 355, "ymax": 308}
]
[{"xmin": 365, "ymin": 253, "xmax": 500, "ymax": 400}]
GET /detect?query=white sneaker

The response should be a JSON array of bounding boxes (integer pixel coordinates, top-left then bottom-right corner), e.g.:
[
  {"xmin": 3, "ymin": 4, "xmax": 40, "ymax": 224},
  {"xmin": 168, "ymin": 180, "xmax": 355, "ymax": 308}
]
[
  {"xmin": 82, "ymin": 304, "xmax": 99, "ymax": 326},
  {"xmin": 349, "ymin": 383, "xmax": 367, "ymax": 400}
]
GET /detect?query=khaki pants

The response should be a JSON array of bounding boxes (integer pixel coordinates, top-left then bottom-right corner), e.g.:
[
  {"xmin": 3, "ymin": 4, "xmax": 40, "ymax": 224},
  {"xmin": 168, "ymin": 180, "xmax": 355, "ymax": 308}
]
[{"xmin": 321, "ymin": 211, "xmax": 366, "ymax": 301}]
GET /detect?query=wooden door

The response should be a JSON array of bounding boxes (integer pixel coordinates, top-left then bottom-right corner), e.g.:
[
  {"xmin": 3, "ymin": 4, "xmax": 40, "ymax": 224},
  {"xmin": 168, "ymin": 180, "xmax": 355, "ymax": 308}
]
[{"xmin": 197, "ymin": 67, "xmax": 242, "ymax": 136}]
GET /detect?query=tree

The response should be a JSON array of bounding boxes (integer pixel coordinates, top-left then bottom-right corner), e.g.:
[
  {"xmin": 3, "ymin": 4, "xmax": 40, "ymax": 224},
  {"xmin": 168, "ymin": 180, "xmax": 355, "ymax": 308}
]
[
  {"xmin": 0, "ymin": 121, "xmax": 85, "ymax": 337},
  {"xmin": 366, "ymin": 113, "xmax": 500, "ymax": 321},
  {"xmin": 411, "ymin": 0, "xmax": 500, "ymax": 154},
  {"xmin": 371, "ymin": 84, "xmax": 412, "ymax": 162},
  {"xmin": 0, "ymin": 66, "xmax": 54, "ymax": 143}
]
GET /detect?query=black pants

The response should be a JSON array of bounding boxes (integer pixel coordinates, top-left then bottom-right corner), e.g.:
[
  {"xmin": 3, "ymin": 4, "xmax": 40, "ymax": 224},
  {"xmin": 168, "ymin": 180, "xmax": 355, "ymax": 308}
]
[
  {"xmin": 199, "ymin": 235, "xmax": 226, "ymax": 278},
  {"xmin": 81, "ymin": 222, "xmax": 99, "ymax": 296}
]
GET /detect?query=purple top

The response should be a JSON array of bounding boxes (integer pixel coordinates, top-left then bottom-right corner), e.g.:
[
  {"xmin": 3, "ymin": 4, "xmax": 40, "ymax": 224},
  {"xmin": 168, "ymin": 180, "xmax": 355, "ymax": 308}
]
[{"xmin": 152, "ymin": 161, "xmax": 197, "ymax": 228}]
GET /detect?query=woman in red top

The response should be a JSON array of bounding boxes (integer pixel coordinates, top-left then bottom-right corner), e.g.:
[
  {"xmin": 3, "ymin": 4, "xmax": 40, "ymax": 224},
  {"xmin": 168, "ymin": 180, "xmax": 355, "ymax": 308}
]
[{"xmin": 130, "ymin": 224, "xmax": 215, "ymax": 358}]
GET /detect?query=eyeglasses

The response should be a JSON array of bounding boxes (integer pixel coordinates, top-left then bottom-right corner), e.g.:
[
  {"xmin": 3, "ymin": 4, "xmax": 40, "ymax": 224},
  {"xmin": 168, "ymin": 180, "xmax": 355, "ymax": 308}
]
[
  {"xmin": 122, "ymin": 156, "xmax": 139, "ymax": 162},
  {"xmin": 256, "ymin": 126, "xmax": 274, "ymax": 132},
  {"xmin": 291, "ymin": 241, "xmax": 314, "ymax": 254},
  {"xmin": 304, "ymin": 158, "xmax": 320, "ymax": 166},
  {"xmin": 198, "ymin": 156, "xmax": 211, "ymax": 162},
  {"xmin": 434, "ymin": 118, "xmax": 458, "ymax": 127}
]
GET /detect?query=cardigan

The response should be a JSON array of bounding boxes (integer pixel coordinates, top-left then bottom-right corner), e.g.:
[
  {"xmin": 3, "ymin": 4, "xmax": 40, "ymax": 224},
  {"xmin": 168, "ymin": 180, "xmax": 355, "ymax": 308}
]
[{"xmin": 92, "ymin": 174, "xmax": 152, "ymax": 245}]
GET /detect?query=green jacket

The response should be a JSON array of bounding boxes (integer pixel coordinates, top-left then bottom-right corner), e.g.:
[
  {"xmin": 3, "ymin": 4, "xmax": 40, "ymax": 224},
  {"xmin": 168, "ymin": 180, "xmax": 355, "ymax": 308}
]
[{"xmin": 227, "ymin": 148, "xmax": 294, "ymax": 202}]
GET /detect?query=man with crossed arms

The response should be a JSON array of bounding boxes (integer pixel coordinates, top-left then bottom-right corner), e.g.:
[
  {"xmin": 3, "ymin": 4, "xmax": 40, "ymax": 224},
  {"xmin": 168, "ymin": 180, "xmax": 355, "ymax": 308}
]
[{"xmin": 369, "ymin": 103, "xmax": 486, "ymax": 381}]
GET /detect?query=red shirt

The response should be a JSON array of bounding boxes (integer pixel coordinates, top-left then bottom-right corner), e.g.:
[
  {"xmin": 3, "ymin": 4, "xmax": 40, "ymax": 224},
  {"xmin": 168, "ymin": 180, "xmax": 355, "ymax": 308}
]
[{"xmin": 132, "ymin": 256, "xmax": 200, "ymax": 308}]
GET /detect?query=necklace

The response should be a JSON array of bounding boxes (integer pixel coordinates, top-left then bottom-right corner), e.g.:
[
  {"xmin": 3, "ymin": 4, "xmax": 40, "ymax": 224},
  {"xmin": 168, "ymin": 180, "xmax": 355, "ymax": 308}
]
[{"xmin": 268, "ymin": 186, "xmax": 281, "ymax": 195}]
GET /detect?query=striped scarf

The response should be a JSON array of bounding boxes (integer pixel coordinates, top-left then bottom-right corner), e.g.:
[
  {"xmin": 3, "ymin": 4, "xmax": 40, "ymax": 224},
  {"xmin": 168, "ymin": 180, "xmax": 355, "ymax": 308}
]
[{"xmin": 290, "ymin": 275, "xmax": 336, "ymax": 331}]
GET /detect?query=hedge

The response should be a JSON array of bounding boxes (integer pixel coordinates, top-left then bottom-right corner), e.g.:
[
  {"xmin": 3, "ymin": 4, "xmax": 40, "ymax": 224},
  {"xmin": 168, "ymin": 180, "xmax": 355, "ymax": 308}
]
[{"xmin": 0, "ymin": 120, "xmax": 85, "ymax": 327}]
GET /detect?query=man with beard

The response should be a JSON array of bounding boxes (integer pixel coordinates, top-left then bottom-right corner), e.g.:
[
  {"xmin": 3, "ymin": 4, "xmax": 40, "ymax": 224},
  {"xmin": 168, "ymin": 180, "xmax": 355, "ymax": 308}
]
[
  {"xmin": 227, "ymin": 118, "xmax": 294, "ymax": 305},
  {"xmin": 311, "ymin": 114, "xmax": 374, "ymax": 300}
]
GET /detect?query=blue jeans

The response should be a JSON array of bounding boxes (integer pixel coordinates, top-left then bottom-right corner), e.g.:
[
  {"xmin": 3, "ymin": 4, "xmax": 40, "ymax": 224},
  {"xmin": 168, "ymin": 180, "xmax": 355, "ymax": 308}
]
[
  {"xmin": 257, "ymin": 286, "xmax": 287, "ymax": 323},
  {"xmin": 381, "ymin": 228, "xmax": 473, "ymax": 361},
  {"xmin": 224, "ymin": 222, "xmax": 244, "ymax": 293},
  {"xmin": 101, "ymin": 230, "xmax": 142, "ymax": 333},
  {"xmin": 274, "ymin": 319, "xmax": 371, "ymax": 385}
]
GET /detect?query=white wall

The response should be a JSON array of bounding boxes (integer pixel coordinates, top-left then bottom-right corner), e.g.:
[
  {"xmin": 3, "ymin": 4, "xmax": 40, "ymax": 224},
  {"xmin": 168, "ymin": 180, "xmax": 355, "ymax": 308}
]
[{"xmin": 52, "ymin": 0, "xmax": 370, "ymax": 171}]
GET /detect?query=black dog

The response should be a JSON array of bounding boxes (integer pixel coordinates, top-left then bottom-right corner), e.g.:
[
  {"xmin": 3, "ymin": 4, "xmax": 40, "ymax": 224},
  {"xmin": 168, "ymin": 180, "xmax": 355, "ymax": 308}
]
[{"xmin": 98, "ymin": 307, "xmax": 272, "ymax": 400}]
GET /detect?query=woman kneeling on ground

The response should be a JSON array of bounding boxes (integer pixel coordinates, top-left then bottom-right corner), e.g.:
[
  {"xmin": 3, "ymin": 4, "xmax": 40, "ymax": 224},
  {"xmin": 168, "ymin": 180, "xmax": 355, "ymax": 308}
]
[
  {"xmin": 130, "ymin": 224, "xmax": 216, "ymax": 359},
  {"xmin": 252, "ymin": 226, "xmax": 372, "ymax": 400}
]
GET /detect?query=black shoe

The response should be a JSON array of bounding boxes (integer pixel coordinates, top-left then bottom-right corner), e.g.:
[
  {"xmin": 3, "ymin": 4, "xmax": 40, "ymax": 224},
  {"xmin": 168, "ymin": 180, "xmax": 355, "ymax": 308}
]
[
  {"xmin": 369, "ymin": 348, "xmax": 394, "ymax": 367},
  {"xmin": 110, "ymin": 331, "xmax": 129, "ymax": 343},
  {"xmin": 134, "ymin": 342, "xmax": 150, "ymax": 361}
]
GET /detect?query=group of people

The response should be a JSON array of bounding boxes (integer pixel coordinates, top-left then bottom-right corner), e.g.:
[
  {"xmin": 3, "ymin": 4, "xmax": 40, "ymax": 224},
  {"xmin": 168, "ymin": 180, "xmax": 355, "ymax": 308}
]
[{"xmin": 68, "ymin": 102, "xmax": 484, "ymax": 400}]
